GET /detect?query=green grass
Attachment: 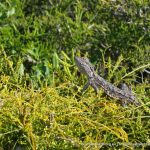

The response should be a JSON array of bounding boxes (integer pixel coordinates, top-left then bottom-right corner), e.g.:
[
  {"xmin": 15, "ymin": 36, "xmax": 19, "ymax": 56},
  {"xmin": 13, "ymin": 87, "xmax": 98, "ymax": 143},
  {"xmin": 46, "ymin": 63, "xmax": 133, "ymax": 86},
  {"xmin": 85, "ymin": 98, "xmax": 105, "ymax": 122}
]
[
  {"xmin": 0, "ymin": 73, "xmax": 149, "ymax": 150},
  {"xmin": 0, "ymin": 79, "xmax": 150, "ymax": 149},
  {"xmin": 0, "ymin": 0, "xmax": 150, "ymax": 149}
]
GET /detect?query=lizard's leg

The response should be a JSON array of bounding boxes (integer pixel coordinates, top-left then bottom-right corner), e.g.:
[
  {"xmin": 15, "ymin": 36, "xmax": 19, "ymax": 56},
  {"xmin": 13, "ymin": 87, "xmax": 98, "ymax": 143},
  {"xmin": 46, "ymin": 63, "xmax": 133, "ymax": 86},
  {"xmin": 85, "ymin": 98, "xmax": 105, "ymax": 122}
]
[
  {"xmin": 89, "ymin": 78, "xmax": 99, "ymax": 93},
  {"xmin": 121, "ymin": 84, "xmax": 130, "ymax": 106},
  {"xmin": 120, "ymin": 99, "xmax": 128, "ymax": 107},
  {"xmin": 81, "ymin": 78, "xmax": 99, "ymax": 93},
  {"xmin": 120, "ymin": 83, "xmax": 132, "ymax": 94},
  {"xmin": 81, "ymin": 82, "xmax": 90, "ymax": 92},
  {"xmin": 120, "ymin": 83, "xmax": 141, "ymax": 106}
]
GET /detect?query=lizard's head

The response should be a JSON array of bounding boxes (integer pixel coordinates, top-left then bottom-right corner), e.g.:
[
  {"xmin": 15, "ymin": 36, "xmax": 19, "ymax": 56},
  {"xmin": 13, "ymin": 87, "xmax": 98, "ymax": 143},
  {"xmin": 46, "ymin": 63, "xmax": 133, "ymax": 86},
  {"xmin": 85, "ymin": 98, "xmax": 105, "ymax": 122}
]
[
  {"xmin": 74, "ymin": 56, "xmax": 88, "ymax": 64},
  {"xmin": 74, "ymin": 56, "xmax": 95, "ymax": 77}
]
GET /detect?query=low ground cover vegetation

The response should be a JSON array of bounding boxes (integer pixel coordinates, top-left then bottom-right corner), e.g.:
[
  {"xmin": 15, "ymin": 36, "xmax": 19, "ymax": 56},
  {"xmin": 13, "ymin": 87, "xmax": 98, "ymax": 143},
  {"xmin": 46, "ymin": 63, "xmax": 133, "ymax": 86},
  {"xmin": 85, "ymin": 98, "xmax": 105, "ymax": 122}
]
[{"xmin": 0, "ymin": 0, "xmax": 150, "ymax": 149}]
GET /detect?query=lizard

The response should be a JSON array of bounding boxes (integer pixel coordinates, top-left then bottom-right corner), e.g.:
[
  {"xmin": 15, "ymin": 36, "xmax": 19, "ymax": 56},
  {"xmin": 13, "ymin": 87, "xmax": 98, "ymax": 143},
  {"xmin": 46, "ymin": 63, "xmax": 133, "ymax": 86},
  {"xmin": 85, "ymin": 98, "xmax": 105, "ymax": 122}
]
[{"xmin": 74, "ymin": 56, "xmax": 141, "ymax": 106}]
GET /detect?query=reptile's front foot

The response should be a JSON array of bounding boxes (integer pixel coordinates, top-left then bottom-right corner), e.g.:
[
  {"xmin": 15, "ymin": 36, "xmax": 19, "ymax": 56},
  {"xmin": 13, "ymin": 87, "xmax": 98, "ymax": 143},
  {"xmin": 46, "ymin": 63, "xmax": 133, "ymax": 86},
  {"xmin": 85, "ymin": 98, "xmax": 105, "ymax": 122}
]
[
  {"xmin": 121, "ymin": 100, "xmax": 128, "ymax": 108},
  {"xmin": 81, "ymin": 82, "xmax": 90, "ymax": 93}
]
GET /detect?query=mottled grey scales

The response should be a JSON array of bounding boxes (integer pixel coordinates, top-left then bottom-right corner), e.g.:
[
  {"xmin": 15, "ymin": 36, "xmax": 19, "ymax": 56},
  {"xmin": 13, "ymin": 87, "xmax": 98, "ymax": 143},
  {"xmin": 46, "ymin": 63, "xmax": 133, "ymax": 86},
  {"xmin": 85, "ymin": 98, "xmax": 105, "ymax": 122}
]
[{"xmin": 75, "ymin": 56, "xmax": 140, "ymax": 106}]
